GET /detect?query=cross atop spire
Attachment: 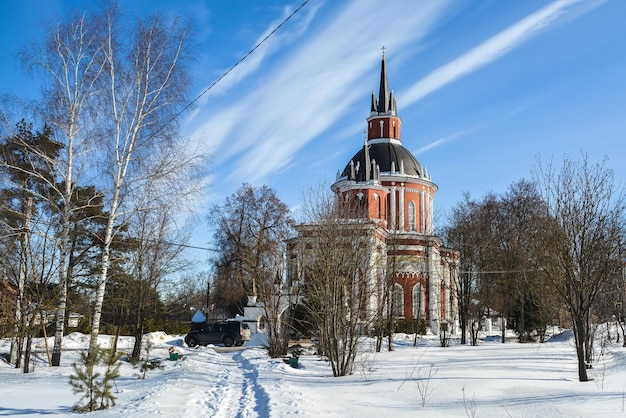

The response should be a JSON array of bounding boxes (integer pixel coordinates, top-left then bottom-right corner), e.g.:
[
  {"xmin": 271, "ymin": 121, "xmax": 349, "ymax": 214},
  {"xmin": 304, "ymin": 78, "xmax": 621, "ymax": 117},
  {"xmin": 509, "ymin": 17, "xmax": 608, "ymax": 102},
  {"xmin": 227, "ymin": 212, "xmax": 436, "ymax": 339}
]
[{"xmin": 381, "ymin": 45, "xmax": 386, "ymax": 59}]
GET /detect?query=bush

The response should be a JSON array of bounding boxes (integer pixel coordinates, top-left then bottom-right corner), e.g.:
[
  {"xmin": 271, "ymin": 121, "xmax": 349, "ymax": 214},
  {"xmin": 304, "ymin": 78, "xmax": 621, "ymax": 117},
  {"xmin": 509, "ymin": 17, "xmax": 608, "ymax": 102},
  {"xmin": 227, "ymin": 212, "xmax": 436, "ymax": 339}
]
[
  {"xmin": 396, "ymin": 318, "xmax": 427, "ymax": 335},
  {"xmin": 291, "ymin": 303, "xmax": 316, "ymax": 338}
]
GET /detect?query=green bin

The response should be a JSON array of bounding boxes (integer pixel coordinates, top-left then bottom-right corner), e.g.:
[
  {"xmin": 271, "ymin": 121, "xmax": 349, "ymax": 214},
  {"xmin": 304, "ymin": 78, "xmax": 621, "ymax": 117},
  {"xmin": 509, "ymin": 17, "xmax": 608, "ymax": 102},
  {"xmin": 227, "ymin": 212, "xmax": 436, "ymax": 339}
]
[
  {"xmin": 170, "ymin": 352, "xmax": 179, "ymax": 361},
  {"xmin": 289, "ymin": 356, "xmax": 298, "ymax": 368}
]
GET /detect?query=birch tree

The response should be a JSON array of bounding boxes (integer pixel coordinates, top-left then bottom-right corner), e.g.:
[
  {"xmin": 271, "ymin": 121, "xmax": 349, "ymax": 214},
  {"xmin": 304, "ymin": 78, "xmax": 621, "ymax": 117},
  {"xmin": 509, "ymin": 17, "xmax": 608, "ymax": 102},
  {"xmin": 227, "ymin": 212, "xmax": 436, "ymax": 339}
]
[
  {"xmin": 18, "ymin": 9, "xmax": 106, "ymax": 366},
  {"xmin": 16, "ymin": 5, "xmax": 198, "ymax": 361},
  {"xmin": 86, "ymin": 7, "xmax": 195, "ymax": 353}
]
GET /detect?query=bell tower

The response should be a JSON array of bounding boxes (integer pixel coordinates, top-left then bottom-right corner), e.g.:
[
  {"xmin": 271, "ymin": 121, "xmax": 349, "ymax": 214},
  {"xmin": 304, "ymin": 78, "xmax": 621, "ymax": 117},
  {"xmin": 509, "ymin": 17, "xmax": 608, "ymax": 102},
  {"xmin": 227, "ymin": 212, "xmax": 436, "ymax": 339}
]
[{"xmin": 368, "ymin": 50, "xmax": 402, "ymax": 143}]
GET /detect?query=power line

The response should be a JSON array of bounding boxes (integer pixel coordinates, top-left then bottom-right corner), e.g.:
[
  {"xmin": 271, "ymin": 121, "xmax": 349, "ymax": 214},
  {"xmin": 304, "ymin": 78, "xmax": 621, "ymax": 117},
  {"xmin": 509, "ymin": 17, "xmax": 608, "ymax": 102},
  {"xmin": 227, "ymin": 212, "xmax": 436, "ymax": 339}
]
[
  {"xmin": 130, "ymin": 3, "xmax": 311, "ymax": 255},
  {"xmin": 155, "ymin": 0, "xmax": 311, "ymax": 139},
  {"xmin": 162, "ymin": 240, "xmax": 219, "ymax": 252},
  {"xmin": 459, "ymin": 269, "xmax": 541, "ymax": 275}
]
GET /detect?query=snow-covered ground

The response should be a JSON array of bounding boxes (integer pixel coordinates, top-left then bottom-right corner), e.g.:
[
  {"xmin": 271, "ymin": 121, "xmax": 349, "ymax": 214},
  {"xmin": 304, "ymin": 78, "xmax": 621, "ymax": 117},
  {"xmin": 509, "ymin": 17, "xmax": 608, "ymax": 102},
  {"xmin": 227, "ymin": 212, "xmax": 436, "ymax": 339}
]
[{"xmin": 1, "ymin": 328, "xmax": 626, "ymax": 417}]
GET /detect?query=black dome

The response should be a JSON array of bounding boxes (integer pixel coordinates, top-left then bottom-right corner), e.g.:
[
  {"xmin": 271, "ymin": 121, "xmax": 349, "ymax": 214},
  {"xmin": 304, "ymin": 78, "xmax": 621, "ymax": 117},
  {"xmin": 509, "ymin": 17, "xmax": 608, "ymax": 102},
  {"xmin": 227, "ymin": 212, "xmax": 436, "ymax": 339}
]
[{"xmin": 341, "ymin": 142, "xmax": 423, "ymax": 182}]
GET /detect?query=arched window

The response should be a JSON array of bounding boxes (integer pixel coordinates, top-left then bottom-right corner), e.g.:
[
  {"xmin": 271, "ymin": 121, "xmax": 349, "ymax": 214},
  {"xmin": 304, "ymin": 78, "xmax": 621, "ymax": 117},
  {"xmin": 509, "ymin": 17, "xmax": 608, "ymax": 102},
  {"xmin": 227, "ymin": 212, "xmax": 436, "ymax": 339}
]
[
  {"xmin": 408, "ymin": 201, "xmax": 416, "ymax": 231},
  {"xmin": 373, "ymin": 193, "xmax": 380, "ymax": 218},
  {"xmin": 392, "ymin": 283, "xmax": 404, "ymax": 318},
  {"xmin": 412, "ymin": 283, "xmax": 425, "ymax": 318}
]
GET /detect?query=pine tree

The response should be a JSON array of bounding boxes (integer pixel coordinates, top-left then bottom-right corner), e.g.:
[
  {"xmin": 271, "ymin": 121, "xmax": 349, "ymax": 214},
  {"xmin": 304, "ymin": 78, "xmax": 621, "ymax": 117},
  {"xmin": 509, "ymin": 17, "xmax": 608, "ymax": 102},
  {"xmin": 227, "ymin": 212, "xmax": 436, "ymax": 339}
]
[{"xmin": 69, "ymin": 346, "xmax": 123, "ymax": 412}]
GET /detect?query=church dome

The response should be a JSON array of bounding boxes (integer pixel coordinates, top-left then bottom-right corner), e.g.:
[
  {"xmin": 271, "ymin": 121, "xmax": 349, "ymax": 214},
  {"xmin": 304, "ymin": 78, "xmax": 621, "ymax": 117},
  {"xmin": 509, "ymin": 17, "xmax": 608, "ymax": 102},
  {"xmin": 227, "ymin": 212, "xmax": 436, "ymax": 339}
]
[
  {"xmin": 341, "ymin": 142, "xmax": 424, "ymax": 182},
  {"xmin": 335, "ymin": 53, "xmax": 431, "ymax": 184}
]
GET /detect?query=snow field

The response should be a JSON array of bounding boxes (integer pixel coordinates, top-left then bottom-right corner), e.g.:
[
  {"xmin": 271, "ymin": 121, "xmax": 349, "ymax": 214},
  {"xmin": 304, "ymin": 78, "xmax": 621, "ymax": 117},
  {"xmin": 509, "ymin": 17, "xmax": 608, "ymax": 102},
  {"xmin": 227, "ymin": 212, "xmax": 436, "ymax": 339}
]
[{"xmin": 2, "ymin": 329, "xmax": 626, "ymax": 417}]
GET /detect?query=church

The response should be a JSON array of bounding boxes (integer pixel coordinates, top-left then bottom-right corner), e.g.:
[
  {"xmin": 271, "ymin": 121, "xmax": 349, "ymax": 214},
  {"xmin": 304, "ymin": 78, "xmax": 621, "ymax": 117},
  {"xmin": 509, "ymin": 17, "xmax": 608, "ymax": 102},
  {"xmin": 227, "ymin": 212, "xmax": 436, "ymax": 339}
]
[{"xmin": 289, "ymin": 53, "xmax": 459, "ymax": 334}]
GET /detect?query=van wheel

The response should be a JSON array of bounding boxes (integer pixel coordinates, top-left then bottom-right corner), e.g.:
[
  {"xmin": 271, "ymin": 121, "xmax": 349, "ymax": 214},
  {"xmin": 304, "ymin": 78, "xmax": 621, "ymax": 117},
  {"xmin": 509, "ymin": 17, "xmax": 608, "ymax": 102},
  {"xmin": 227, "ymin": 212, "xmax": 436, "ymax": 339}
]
[{"xmin": 223, "ymin": 336, "xmax": 234, "ymax": 347}]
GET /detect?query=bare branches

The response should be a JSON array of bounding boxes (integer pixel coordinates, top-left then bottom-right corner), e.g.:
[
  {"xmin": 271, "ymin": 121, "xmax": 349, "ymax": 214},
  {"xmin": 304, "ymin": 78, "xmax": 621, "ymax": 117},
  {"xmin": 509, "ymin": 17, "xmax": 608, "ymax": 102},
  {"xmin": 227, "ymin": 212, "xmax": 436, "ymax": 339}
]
[
  {"xmin": 296, "ymin": 184, "xmax": 377, "ymax": 376},
  {"xmin": 531, "ymin": 153, "xmax": 624, "ymax": 381},
  {"xmin": 211, "ymin": 184, "xmax": 295, "ymax": 357}
]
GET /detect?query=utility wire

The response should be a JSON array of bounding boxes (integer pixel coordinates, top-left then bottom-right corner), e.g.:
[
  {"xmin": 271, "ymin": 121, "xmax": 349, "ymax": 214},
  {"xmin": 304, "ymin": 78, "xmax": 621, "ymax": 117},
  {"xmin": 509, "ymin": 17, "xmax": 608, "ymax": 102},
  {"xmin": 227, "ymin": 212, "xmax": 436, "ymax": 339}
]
[
  {"xmin": 459, "ymin": 269, "xmax": 541, "ymax": 274},
  {"xmin": 154, "ymin": 0, "xmax": 310, "ymax": 139},
  {"xmin": 133, "ymin": 2, "xmax": 311, "ymax": 254},
  {"xmin": 162, "ymin": 240, "xmax": 219, "ymax": 252}
]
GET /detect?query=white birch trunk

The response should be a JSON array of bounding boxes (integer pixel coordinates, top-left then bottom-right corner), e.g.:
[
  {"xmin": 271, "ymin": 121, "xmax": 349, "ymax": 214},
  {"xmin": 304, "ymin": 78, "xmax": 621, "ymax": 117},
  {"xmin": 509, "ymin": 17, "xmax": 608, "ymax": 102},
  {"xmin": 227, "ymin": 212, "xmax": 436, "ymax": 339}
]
[
  {"xmin": 10, "ymin": 196, "xmax": 32, "ymax": 366},
  {"xmin": 88, "ymin": 185, "xmax": 119, "ymax": 353}
]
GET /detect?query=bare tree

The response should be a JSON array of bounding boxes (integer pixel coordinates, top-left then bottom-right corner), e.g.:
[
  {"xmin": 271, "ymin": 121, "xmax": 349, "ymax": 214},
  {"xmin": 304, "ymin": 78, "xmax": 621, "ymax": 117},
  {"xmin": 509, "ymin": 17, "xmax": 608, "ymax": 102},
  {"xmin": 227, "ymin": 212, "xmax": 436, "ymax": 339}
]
[
  {"xmin": 126, "ymin": 203, "xmax": 189, "ymax": 360},
  {"xmin": 85, "ymin": 7, "xmax": 196, "ymax": 353},
  {"xmin": 444, "ymin": 193, "xmax": 486, "ymax": 345},
  {"xmin": 296, "ymin": 185, "xmax": 376, "ymax": 376},
  {"xmin": 211, "ymin": 184, "xmax": 296, "ymax": 358},
  {"xmin": 372, "ymin": 231, "xmax": 399, "ymax": 352},
  {"xmin": 531, "ymin": 154, "xmax": 624, "ymax": 382},
  {"xmin": 3, "ymin": 4, "xmax": 201, "ymax": 362},
  {"xmin": 18, "ymin": 10, "xmax": 105, "ymax": 366},
  {"xmin": 498, "ymin": 180, "xmax": 556, "ymax": 343},
  {"xmin": 14, "ymin": 5, "xmax": 199, "ymax": 361},
  {"xmin": 0, "ymin": 120, "xmax": 61, "ymax": 367},
  {"xmin": 444, "ymin": 185, "xmax": 556, "ymax": 345}
]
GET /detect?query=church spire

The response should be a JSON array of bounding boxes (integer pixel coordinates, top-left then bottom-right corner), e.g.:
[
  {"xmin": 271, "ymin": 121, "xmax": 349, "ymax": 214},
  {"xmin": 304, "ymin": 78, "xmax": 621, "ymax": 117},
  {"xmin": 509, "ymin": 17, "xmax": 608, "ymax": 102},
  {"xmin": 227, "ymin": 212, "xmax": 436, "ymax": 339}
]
[
  {"xmin": 371, "ymin": 47, "xmax": 397, "ymax": 115},
  {"xmin": 378, "ymin": 48, "xmax": 390, "ymax": 113}
]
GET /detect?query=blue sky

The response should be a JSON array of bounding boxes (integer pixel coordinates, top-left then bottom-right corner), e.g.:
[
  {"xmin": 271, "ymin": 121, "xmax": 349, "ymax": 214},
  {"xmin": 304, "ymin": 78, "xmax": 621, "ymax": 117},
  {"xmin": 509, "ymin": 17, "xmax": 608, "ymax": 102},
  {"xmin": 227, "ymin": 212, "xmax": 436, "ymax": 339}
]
[{"xmin": 1, "ymin": 0, "xmax": 625, "ymax": 260}]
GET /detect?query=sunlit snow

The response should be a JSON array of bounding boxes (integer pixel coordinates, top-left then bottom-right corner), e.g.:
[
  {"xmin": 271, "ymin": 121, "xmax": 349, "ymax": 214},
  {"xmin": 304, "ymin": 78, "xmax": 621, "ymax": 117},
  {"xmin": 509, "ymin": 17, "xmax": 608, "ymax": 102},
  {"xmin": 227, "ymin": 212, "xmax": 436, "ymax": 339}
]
[{"xmin": 2, "ymin": 327, "xmax": 625, "ymax": 417}]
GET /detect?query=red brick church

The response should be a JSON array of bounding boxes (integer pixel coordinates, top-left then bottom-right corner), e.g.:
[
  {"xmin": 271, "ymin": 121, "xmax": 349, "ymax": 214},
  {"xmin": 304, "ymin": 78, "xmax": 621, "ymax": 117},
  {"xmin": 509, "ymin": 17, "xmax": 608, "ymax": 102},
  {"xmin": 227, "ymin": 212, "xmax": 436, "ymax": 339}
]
[{"xmin": 290, "ymin": 53, "xmax": 459, "ymax": 334}]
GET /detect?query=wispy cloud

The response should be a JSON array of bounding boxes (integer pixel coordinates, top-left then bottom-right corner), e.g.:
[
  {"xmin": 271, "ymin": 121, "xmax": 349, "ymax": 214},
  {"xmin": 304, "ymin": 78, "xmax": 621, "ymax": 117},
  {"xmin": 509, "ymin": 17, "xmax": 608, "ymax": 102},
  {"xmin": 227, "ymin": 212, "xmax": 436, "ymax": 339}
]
[
  {"xmin": 190, "ymin": 0, "xmax": 452, "ymax": 185},
  {"xmin": 414, "ymin": 124, "xmax": 486, "ymax": 155},
  {"xmin": 189, "ymin": 3, "xmax": 321, "ymax": 112},
  {"xmin": 402, "ymin": 0, "xmax": 585, "ymax": 106}
]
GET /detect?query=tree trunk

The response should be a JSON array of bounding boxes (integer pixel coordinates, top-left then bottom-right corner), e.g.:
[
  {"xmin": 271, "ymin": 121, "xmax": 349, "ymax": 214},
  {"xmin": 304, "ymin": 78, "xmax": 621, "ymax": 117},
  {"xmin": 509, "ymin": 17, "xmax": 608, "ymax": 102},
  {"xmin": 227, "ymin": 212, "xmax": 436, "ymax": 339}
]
[
  {"xmin": 23, "ymin": 333, "xmax": 33, "ymax": 374},
  {"xmin": 573, "ymin": 315, "xmax": 589, "ymax": 382},
  {"xmin": 132, "ymin": 324, "xmax": 144, "ymax": 361},
  {"xmin": 89, "ymin": 256, "xmax": 110, "ymax": 353},
  {"xmin": 460, "ymin": 315, "xmax": 467, "ymax": 345},
  {"xmin": 130, "ymin": 292, "xmax": 144, "ymax": 361},
  {"xmin": 10, "ymin": 196, "xmax": 32, "ymax": 367},
  {"xmin": 89, "ymin": 191, "xmax": 118, "ymax": 354},
  {"xmin": 51, "ymin": 268, "xmax": 67, "ymax": 366},
  {"xmin": 52, "ymin": 200, "xmax": 71, "ymax": 366}
]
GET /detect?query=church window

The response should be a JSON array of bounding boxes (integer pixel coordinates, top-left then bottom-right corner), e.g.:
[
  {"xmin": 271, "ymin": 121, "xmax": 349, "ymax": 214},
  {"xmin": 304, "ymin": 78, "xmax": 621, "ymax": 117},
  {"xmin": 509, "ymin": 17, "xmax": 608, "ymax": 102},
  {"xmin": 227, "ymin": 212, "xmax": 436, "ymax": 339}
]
[
  {"xmin": 412, "ymin": 283, "xmax": 425, "ymax": 319},
  {"xmin": 408, "ymin": 201, "xmax": 416, "ymax": 231},
  {"xmin": 392, "ymin": 283, "xmax": 404, "ymax": 317},
  {"xmin": 373, "ymin": 193, "xmax": 380, "ymax": 218},
  {"xmin": 379, "ymin": 120, "xmax": 384, "ymax": 137}
]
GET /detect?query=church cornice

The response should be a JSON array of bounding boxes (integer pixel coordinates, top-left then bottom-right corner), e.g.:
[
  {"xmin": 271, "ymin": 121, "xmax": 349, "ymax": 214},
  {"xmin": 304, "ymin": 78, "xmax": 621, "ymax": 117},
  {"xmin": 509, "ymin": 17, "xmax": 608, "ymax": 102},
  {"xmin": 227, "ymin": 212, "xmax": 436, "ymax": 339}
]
[{"xmin": 367, "ymin": 137, "xmax": 402, "ymax": 146}]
